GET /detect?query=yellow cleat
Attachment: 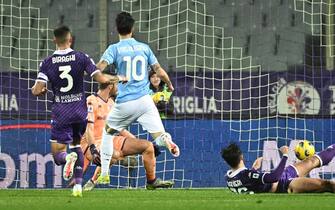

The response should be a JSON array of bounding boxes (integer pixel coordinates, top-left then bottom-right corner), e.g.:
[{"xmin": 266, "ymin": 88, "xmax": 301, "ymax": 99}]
[
  {"xmin": 72, "ymin": 185, "xmax": 82, "ymax": 197},
  {"xmin": 83, "ymin": 179, "xmax": 96, "ymax": 191},
  {"xmin": 97, "ymin": 174, "xmax": 110, "ymax": 185},
  {"xmin": 72, "ymin": 190, "xmax": 82, "ymax": 197}
]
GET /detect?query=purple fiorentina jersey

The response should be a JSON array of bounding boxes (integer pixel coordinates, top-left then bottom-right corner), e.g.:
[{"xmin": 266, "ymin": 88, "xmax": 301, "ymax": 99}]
[
  {"xmin": 36, "ymin": 48, "xmax": 99, "ymax": 124},
  {"xmin": 226, "ymin": 167, "xmax": 272, "ymax": 194}
]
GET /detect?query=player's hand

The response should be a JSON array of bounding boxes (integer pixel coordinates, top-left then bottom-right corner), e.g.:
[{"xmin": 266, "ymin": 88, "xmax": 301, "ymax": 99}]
[
  {"xmin": 279, "ymin": 146, "xmax": 289, "ymax": 155},
  {"xmin": 117, "ymin": 75, "xmax": 128, "ymax": 84},
  {"xmin": 252, "ymin": 157, "xmax": 263, "ymax": 170},
  {"xmin": 166, "ymin": 81, "xmax": 174, "ymax": 92},
  {"xmin": 108, "ymin": 75, "xmax": 119, "ymax": 84},
  {"xmin": 103, "ymin": 74, "xmax": 119, "ymax": 84},
  {"xmin": 89, "ymin": 144, "xmax": 101, "ymax": 166},
  {"xmin": 41, "ymin": 87, "xmax": 48, "ymax": 94}
]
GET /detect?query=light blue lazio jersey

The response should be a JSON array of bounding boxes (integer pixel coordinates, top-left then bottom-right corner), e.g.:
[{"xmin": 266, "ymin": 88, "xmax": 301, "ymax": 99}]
[{"xmin": 100, "ymin": 38, "xmax": 158, "ymax": 103}]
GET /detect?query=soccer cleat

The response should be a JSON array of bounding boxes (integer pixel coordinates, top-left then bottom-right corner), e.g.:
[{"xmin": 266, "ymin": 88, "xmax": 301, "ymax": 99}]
[
  {"xmin": 96, "ymin": 174, "xmax": 110, "ymax": 185},
  {"xmin": 161, "ymin": 133, "xmax": 180, "ymax": 157},
  {"xmin": 146, "ymin": 178, "xmax": 174, "ymax": 190},
  {"xmin": 83, "ymin": 179, "xmax": 96, "ymax": 191},
  {"xmin": 72, "ymin": 185, "xmax": 83, "ymax": 197},
  {"xmin": 63, "ymin": 152, "xmax": 78, "ymax": 181}
]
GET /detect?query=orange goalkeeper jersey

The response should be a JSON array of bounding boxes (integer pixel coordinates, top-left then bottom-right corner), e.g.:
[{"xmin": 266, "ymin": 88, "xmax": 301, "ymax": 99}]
[{"xmin": 85, "ymin": 94, "xmax": 114, "ymax": 141}]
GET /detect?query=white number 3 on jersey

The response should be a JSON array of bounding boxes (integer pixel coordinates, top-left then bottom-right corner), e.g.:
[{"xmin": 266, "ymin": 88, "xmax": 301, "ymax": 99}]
[{"xmin": 59, "ymin": 65, "xmax": 73, "ymax": 92}]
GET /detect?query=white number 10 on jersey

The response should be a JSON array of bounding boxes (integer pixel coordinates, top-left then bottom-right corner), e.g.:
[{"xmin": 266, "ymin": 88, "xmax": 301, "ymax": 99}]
[{"xmin": 123, "ymin": 55, "xmax": 146, "ymax": 81}]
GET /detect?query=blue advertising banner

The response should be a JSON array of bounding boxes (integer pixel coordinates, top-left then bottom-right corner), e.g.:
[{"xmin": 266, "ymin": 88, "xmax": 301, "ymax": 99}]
[{"xmin": 1, "ymin": 119, "xmax": 335, "ymax": 188}]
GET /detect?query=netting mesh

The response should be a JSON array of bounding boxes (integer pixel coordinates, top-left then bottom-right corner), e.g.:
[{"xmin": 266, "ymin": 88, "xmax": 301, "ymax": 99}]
[
  {"xmin": 1, "ymin": 0, "xmax": 335, "ymax": 188},
  {"xmin": 0, "ymin": 0, "xmax": 192, "ymax": 188},
  {"xmin": 119, "ymin": 0, "xmax": 334, "ymax": 180}
]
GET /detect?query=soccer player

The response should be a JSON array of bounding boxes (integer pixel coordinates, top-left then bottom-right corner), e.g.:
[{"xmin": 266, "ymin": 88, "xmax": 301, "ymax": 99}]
[
  {"xmin": 80, "ymin": 82, "xmax": 173, "ymax": 190},
  {"xmin": 78, "ymin": 82, "xmax": 115, "ymax": 183},
  {"xmin": 31, "ymin": 25, "xmax": 118, "ymax": 197},
  {"xmin": 83, "ymin": 132, "xmax": 174, "ymax": 191},
  {"xmin": 221, "ymin": 143, "xmax": 335, "ymax": 194},
  {"xmin": 95, "ymin": 12, "xmax": 180, "ymax": 184}
]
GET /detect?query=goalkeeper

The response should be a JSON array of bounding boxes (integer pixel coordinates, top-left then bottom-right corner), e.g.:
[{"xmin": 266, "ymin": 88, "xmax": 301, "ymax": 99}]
[{"xmin": 149, "ymin": 70, "xmax": 174, "ymax": 119}]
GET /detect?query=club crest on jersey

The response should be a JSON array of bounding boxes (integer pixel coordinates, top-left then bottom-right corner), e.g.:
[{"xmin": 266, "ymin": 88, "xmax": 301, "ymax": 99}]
[{"xmin": 88, "ymin": 105, "xmax": 93, "ymax": 113}]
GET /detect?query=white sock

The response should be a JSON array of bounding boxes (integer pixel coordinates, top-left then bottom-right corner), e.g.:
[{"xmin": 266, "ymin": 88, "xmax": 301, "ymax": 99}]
[
  {"xmin": 74, "ymin": 184, "xmax": 82, "ymax": 191},
  {"xmin": 153, "ymin": 133, "xmax": 169, "ymax": 147},
  {"xmin": 100, "ymin": 129, "xmax": 114, "ymax": 176}
]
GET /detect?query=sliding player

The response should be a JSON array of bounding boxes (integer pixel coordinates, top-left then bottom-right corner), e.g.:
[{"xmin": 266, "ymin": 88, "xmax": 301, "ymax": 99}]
[
  {"xmin": 221, "ymin": 143, "xmax": 335, "ymax": 194},
  {"xmin": 83, "ymin": 132, "xmax": 174, "ymax": 191},
  {"xmin": 31, "ymin": 25, "xmax": 118, "ymax": 197},
  {"xmin": 95, "ymin": 12, "xmax": 180, "ymax": 184}
]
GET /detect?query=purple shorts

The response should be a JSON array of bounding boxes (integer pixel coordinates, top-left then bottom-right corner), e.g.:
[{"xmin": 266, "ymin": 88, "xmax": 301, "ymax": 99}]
[
  {"xmin": 276, "ymin": 165, "xmax": 299, "ymax": 193},
  {"xmin": 50, "ymin": 120, "xmax": 87, "ymax": 144}
]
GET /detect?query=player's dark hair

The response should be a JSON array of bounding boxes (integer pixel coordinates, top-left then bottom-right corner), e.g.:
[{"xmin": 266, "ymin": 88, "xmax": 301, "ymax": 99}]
[
  {"xmin": 115, "ymin": 12, "xmax": 135, "ymax": 35},
  {"xmin": 98, "ymin": 82, "xmax": 110, "ymax": 90},
  {"xmin": 221, "ymin": 143, "xmax": 243, "ymax": 168},
  {"xmin": 53, "ymin": 25, "xmax": 71, "ymax": 44},
  {"xmin": 149, "ymin": 70, "xmax": 165, "ymax": 92}
]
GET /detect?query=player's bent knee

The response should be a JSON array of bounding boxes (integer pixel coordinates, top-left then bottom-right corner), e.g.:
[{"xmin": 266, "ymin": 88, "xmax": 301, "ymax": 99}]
[
  {"xmin": 146, "ymin": 142, "xmax": 155, "ymax": 153},
  {"xmin": 50, "ymin": 142, "xmax": 66, "ymax": 155},
  {"xmin": 145, "ymin": 143, "xmax": 154, "ymax": 155},
  {"xmin": 53, "ymin": 154, "xmax": 63, "ymax": 166},
  {"xmin": 112, "ymin": 150, "xmax": 122, "ymax": 160}
]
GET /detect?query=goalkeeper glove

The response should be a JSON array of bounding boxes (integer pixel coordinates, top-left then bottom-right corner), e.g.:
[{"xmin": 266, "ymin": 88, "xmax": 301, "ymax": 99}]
[{"xmin": 89, "ymin": 144, "xmax": 101, "ymax": 166}]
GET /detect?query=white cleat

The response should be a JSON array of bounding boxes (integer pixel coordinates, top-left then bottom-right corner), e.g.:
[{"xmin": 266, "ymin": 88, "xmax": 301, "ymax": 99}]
[
  {"xmin": 161, "ymin": 133, "xmax": 180, "ymax": 157},
  {"xmin": 63, "ymin": 152, "xmax": 78, "ymax": 181}
]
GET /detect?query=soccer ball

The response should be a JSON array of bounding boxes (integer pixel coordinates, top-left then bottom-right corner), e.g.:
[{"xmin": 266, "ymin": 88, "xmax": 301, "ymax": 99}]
[{"xmin": 294, "ymin": 140, "xmax": 315, "ymax": 160}]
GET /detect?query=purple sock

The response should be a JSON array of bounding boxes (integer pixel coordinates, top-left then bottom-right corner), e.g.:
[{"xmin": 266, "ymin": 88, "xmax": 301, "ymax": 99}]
[
  {"xmin": 70, "ymin": 147, "xmax": 84, "ymax": 185},
  {"xmin": 53, "ymin": 152, "xmax": 67, "ymax": 166},
  {"xmin": 316, "ymin": 144, "xmax": 335, "ymax": 166}
]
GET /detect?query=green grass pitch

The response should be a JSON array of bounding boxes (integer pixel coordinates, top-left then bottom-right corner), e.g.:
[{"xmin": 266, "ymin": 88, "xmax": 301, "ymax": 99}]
[{"xmin": 0, "ymin": 189, "xmax": 334, "ymax": 210}]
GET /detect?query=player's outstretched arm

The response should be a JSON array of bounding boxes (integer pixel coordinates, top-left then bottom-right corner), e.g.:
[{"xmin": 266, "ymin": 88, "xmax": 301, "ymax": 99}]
[
  {"xmin": 262, "ymin": 146, "xmax": 289, "ymax": 183},
  {"xmin": 85, "ymin": 113, "xmax": 101, "ymax": 165},
  {"xmin": 252, "ymin": 157, "xmax": 263, "ymax": 170},
  {"xmin": 96, "ymin": 60, "xmax": 108, "ymax": 72},
  {"xmin": 151, "ymin": 63, "xmax": 174, "ymax": 91},
  {"xmin": 92, "ymin": 71, "xmax": 119, "ymax": 84},
  {"xmin": 95, "ymin": 60, "xmax": 128, "ymax": 83},
  {"xmin": 31, "ymin": 81, "xmax": 48, "ymax": 96}
]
